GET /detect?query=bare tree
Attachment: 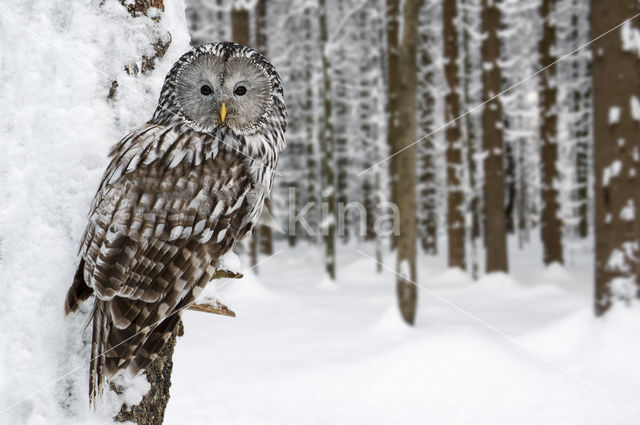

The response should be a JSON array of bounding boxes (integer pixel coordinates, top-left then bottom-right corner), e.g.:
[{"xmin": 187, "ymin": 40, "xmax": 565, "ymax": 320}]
[
  {"xmin": 539, "ymin": 0, "xmax": 564, "ymax": 265},
  {"xmin": 417, "ymin": 0, "xmax": 439, "ymax": 255},
  {"xmin": 443, "ymin": 0, "xmax": 466, "ymax": 269},
  {"xmin": 388, "ymin": 0, "xmax": 421, "ymax": 324},
  {"xmin": 591, "ymin": 0, "xmax": 640, "ymax": 315},
  {"xmin": 231, "ymin": 2, "xmax": 250, "ymax": 47},
  {"xmin": 319, "ymin": 0, "xmax": 337, "ymax": 279},
  {"xmin": 481, "ymin": 0, "xmax": 508, "ymax": 272}
]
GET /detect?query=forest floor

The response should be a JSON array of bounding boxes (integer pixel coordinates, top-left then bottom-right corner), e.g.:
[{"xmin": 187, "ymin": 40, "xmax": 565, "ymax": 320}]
[{"xmin": 165, "ymin": 239, "xmax": 640, "ymax": 425}]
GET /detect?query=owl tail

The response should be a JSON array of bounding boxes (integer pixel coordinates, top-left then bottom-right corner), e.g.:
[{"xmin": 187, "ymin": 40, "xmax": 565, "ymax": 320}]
[{"xmin": 89, "ymin": 300, "xmax": 108, "ymax": 405}]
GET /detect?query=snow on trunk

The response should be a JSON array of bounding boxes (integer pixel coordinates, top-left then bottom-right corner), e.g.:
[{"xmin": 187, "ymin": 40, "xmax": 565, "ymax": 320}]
[{"xmin": 0, "ymin": 1, "xmax": 190, "ymax": 423}]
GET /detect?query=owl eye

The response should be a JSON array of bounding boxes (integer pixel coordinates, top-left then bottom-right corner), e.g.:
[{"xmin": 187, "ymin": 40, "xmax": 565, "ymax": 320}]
[
  {"xmin": 200, "ymin": 85, "xmax": 213, "ymax": 96},
  {"xmin": 234, "ymin": 85, "xmax": 247, "ymax": 96}
]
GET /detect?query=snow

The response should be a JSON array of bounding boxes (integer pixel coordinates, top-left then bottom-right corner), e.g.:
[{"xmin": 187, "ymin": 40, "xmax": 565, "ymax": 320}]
[
  {"xmin": 620, "ymin": 199, "xmax": 635, "ymax": 222},
  {"xmin": 163, "ymin": 240, "xmax": 640, "ymax": 425},
  {"xmin": 0, "ymin": 0, "xmax": 191, "ymax": 423},
  {"xmin": 602, "ymin": 160, "xmax": 622, "ymax": 186},
  {"xmin": 621, "ymin": 21, "xmax": 640, "ymax": 57},
  {"xmin": 2, "ymin": 1, "xmax": 640, "ymax": 424},
  {"xmin": 631, "ymin": 96, "xmax": 640, "ymax": 121},
  {"xmin": 609, "ymin": 106, "xmax": 621, "ymax": 125}
]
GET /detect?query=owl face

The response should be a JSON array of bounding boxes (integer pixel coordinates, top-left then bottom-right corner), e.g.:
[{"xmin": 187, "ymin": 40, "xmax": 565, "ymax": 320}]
[{"xmin": 174, "ymin": 45, "xmax": 274, "ymax": 135}]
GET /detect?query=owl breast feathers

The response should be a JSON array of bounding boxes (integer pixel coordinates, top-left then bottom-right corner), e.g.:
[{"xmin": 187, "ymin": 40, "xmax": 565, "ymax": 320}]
[{"xmin": 64, "ymin": 42, "xmax": 286, "ymax": 403}]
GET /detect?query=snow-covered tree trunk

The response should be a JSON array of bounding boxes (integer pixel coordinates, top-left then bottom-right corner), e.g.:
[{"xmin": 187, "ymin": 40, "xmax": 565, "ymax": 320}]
[
  {"xmin": 443, "ymin": 0, "xmax": 466, "ymax": 269},
  {"xmin": 417, "ymin": 0, "xmax": 440, "ymax": 255},
  {"xmin": 591, "ymin": 0, "xmax": 640, "ymax": 315},
  {"xmin": 538, "ymin": 0, "xmax": 564, "ymax": 265},
  {"xmin": 0, "ymin": 0, "xmax": 194, "ymax": 422},
  {"xmin": 481, "ymin": 0, "xmax": 509, "ymax": 272},
  {"xmin": 460, "ymin": 0, "xmax": 482, "ymax": 277}
]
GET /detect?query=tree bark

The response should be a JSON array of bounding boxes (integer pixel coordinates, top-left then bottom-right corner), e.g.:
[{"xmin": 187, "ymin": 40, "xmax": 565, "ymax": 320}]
[
  {"xmin": 539, "ymin": 0, "xmax": 564, "ymax": 265},
  {"xmin": 481, "ymin": 0, "xmax": 508, "ymax": 273},
  {"xmin": 461, "ymin": 0, "xmax": 480, "ymax": 278},
  {"xmin": 252, "ymin": 0, "xmax": 271, "ymax": 261},
  {"xmin": 387, "ymin": 0, "xmax": 401, "ymax": 252},
  {"xmin": 319, "ymin": 0, "xmax": 337, "ymax": 279},
  {"xmin": 591, "ymin": 0, "xmax": 640, "ymax": 315},
  {"xmin": 231, "ymin": 6, "xmax": 250, "ymax": 47},
  {"xmin": 390, "ymin": 0, "xmax": 420, "ymax": 325},
  {"xmin": 443, "ymin": 0, "xmax": 466, "ymax": 270},
  {"xmin": 417, "ymin": 0, "xmax": 438, "ymax": 255},
  {"xmin": 113, "ymin": 323, "xmax": 182, "ymax": 425}
]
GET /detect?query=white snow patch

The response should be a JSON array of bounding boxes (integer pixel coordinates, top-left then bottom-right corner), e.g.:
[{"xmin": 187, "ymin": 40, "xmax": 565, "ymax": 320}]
[
  {"xmin": 609, "ymin": 277, "xmax": 638, "ymax": 303},
  {"xmin": 609, "ymin": 106, "xmax": 621, "ymax": 125},
  {"xmin": 631, "ymin": 96, "xmax": 640, "ymax": 121},
  {"xmin": 218, "ymin": 251, "xmax": 243, "ymax": 275},
  {"xmin": 621, "ymin": 21, "xmax": 640, "ymax": 56},
  {"xmin": 398, "ymin": 259, "xmax": 412, "ymax": 278},
  {"xmin": 602, "ymin": 160, "xmax": 622, "ymax": 186},
  {"xmin": 620, "ymin": 199, "xmax": 635, "ymax": 222}
]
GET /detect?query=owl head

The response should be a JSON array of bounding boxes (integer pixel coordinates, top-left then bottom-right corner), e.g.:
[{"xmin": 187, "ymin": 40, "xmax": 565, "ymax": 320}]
[{"xmin": 154, "ymin": 42, "xmax": 285, "ymax": 137}]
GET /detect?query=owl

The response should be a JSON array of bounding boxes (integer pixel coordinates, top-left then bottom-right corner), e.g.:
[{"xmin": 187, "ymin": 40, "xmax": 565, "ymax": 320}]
[{"xmin": 64, "ymin": 42, "xmax": 286, "ymax": 402}]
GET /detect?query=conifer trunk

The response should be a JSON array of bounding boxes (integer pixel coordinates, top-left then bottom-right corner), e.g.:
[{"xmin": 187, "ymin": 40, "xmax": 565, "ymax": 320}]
[
  {"xmin": 443, "ymin": 0, "xmax": 466, "ymax": 269},
  {"xmin": 481, "ymin": 0, "xmax": 508, "ymax": 273},
  {"xmin": 389, "ymin": 0, "xmax": 420, "ymax": 324},
  {"xmin": 591, "ymin": 0, "xmax": 640, "ymax": 315},
  {"xmin": 319, "ymin": 0, "xmax": 337, "ymax": 279},
  {"xmin": 231, "ymin": 6, "xmax": 250, "ymax": 47},
  {"xmin": 539, "ymin": 0, "xmax": 564, "ymax": 265}
]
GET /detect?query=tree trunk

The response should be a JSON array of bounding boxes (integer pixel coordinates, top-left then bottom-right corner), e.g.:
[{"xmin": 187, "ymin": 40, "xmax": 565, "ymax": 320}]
[
  {"xmin": 539, "ymin": 0, "xmax": 564, "ymax": 265},
  {"xmin": 319, "ymin": 0, "xmax": 337, "ymax": 279},
  {"xmin": 387, "ymin": 0, "xmax": 401, "ymax": 252},
  {"xmin": 481, "ymin": 0, "xmax": 508, "ymax": 273},
  {"xmin": 461, "ymin": 0, "xmax": 480, "ymax": 278},
  {"xmin": 254, "ymin": 0, "xmax": 267, "ymax": 53},
  {"xmin": 114, "ymin": 323, "xmax": 182, "ymax": 424},
  {"xmin": 443, "ymin": 0, "xmax": 466, "ymax": 270},
  {"xmin": 591, "ymin": 0, "xmax": 640, "ymax": 315},
  {"xmin": 417, "ymin": 0, "xmax": 438, "ymax": 255},
  {"xmin": 390, "ymin": 0, "xmax": 420, "ymax": 325},
  {"xmin": 571, "ymin": 1, "xmax": 592, "ymax": 240},
  {"xmin": 231, "ymin": 6, "xmax": 250, "ymax": 47},
  {"xmin": 252, "ymin": 0, "xmax": 272, "ymax": 260},
  {"xmin": 304, "ymin": 6, "xmax": 319, "ymax": 244}
]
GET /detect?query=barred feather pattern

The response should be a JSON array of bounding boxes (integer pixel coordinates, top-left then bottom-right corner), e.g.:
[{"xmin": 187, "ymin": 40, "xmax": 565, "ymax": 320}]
[{"xmin": 64, "ymin": 42, "xmax": 286, "ymax": 403}]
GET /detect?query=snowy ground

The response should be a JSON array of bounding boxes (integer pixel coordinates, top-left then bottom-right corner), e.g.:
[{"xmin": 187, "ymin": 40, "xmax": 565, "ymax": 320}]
[{"xmin": 163, "ymin": 239, "xmax": 640, "ymax": 425}]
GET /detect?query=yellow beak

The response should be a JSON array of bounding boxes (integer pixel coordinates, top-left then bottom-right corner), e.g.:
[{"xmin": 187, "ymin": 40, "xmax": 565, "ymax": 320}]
[{"xmin": 220, "ymin": 102, "xmax": 227, "ymax": 123}]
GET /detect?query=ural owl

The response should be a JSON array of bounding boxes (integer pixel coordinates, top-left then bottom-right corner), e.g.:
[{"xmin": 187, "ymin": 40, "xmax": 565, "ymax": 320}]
[{"xmin": 64, "ymin": 42, "xmax": 286, "ymax": 401}]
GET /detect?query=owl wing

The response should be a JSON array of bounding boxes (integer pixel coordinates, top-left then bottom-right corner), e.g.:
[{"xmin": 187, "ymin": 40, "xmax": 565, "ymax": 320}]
[{"xmin": 71, "ymin": 124, "xmax": 258, "ymax": 401}]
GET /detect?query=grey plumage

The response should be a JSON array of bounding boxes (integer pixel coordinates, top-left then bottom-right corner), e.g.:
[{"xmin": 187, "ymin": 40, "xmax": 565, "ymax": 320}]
[{"xmin": 64, "ymin": 42, "xmax": 286, "ymax": 403}]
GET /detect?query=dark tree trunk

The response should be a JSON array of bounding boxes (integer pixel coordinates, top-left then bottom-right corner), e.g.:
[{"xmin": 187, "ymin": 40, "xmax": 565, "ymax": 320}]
[
  {"xmin": 481, "ymin": 0, "xmax": 508, "ymax": 273},
  {"xmin": 461, "ymin": 0, "xmax": 480, "ymax": 278},
  {"xmin": 252, "ymin": 0, "xmax": 272, "ymax": 261},
  {"xmin": 591, "ymin": 0, "xmax": 640, "ymax": 315},
  {"xmin": 231, "ymin": 7, "xmax": 250, "ymax": 47},
  {"xmin": 387, "ymin": 0, "xmax": 400, "ymax": 252},
  {"xmin": 539, "ymin": 0, "xmax": 564, "ymax": 265},
  {"xmin": 417, "ymin": 2, "xmax": 438, "ymax": 255},
  {"xmin": 319, "ymin": 0, "xmax": 337, "ymax": 279},
  {"xmin": 443, "ymin": 0, "xmax": 466, "ymax": 270}
]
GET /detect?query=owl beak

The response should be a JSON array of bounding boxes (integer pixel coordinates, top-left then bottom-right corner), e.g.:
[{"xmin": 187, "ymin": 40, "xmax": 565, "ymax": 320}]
[{"xmin": 220, "ymin": 102, "xmax": 227, "ymax": 124}]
